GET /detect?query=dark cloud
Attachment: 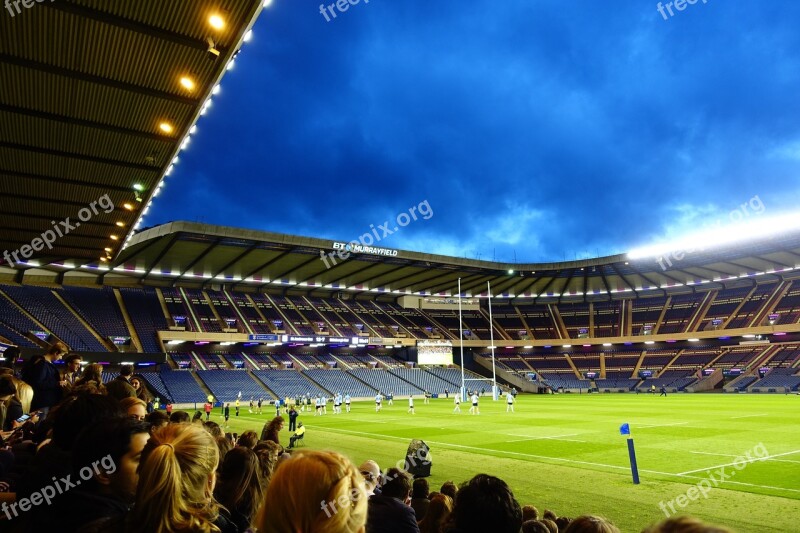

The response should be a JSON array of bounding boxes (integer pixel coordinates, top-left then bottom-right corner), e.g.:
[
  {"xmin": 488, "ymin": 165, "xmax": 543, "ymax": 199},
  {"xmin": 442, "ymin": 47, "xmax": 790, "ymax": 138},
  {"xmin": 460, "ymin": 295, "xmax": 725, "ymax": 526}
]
[{"xmin": 148, "ymin": 0, "xmax": 800, "ymax": 263}]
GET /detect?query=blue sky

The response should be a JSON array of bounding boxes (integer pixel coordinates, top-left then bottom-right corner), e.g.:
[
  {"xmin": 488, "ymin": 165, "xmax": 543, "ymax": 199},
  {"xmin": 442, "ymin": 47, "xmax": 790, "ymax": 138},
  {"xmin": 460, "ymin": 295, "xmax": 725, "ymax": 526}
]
[{"xmin": 147, "ymin": 0, "xmax": 800, "ymax": 264}]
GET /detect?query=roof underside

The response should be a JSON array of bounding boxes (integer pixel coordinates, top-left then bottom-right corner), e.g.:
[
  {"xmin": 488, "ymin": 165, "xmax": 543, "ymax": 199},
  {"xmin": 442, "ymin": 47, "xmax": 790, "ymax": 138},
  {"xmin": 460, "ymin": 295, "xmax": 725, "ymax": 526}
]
[{"xmin": 0, "ymin": 0, "xmax": 263, "ymax": 263}]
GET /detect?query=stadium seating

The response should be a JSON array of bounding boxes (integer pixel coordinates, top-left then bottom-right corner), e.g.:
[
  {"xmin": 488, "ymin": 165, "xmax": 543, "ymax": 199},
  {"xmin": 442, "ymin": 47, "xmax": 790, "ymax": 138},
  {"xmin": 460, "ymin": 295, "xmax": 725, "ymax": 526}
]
[
  {"xmin": 61, "ymin": 286, "xmax": 129, "ymax": 339},
  {"xmin": 196, "ymin": 370, "xmax": 272, "ymax": 402},
  {"xmin": 389, "ymin": 368, "xmax": 458, "ymax": 394},
  {"xmin": 159, "ymin": 369, "xmax": 208, "ymax": 403},
  {"xmin": 303, "ymin": 368, "xmax": 376, "ymax": 397},
  {"xmin": 750, "ymin": 367, "xmax": 800, "ymax": 392},
  {"xmin": 347, "ymin": 368, "xmax": 423, "ymax": 396},
  {"xmin": 119, "ymin": 287, "xmax": 167, "ymax": 353},
  {"xmin": 252, "ymin": 369, "xmax": 328, "ymax": 398}
]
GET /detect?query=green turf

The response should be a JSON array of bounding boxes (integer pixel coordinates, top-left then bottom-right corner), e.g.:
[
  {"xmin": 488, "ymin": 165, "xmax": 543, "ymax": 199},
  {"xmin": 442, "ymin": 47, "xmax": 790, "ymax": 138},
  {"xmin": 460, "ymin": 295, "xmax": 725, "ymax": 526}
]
[{"xmin": 221, "ymin": 394, "xmax": 800, "ymax": 532}]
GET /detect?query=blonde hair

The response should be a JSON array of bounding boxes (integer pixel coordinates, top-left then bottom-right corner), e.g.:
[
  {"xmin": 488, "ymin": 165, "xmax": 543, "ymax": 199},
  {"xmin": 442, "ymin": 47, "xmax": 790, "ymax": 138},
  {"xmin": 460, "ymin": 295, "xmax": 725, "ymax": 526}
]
[
  {"xmin": 11, "ymin": 377, "xmax": 32, "ymax": 414},
  {"xmin": 257, "ymin": 450, "xmax": 367, "ymax": 533},
  {"xmin": 120, "ymin": 396, "xmax": 147, "ymax": 412},
  {"xmin": 129, "ymin": 423, "xmax": 220, "ymax": 533}
]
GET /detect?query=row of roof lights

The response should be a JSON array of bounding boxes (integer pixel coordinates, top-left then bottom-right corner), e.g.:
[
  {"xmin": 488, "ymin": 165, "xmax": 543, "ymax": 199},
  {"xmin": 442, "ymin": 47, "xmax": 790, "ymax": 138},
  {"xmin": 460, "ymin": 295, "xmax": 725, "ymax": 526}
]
[{"xmin": 120, "ymin": 9, "xmax": 263, "ymax": 255}]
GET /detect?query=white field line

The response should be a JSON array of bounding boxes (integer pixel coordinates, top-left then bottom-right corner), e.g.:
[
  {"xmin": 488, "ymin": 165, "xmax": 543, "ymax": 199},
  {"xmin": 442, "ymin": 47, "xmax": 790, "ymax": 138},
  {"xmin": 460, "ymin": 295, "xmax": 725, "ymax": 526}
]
[
  {"xmin": 312, "ymin": 425, "xmax": 800, "ymax": 495},
  {"xmin": 730, "ymin": 413, "xmax": 768, "ymax": 419},
  {"xmin": 506, "ymin": 433, "xmax": 586, "ymax": 443},
  {"xmin": 635, "ymin": 422, "xmax": 689, "ymax": 429},
  {"xmin": 677, "ymin": 449, "xmax": 800, "ymax": 475},
  {"xmin": 689, "ymin": 450, "xmax": 800, "ymax": 464}
]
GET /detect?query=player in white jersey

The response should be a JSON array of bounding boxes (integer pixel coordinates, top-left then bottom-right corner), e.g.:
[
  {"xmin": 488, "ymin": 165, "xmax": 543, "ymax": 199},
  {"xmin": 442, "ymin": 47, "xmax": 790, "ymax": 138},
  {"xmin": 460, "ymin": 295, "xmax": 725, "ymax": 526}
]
[
  {"xmin": 345, "ymin": 393, "xmax": 352, "ymax": 413},
  {"xmin": 408, "ymin": 395, "xmax": 415, "ymax": 415},
  {"xmin": 453, "ymin": 393, "xmax": 461, "ymax": 413},
  {"xmin": 506, "ymin": 390, "xmax": 515, "ymax": 413},
  {"xmin": 375, "ymin": 392, "xmax": 383, "ymax": 412},
  {"xmin": 469, "ymin": 393, "xmax": 479, "ymax": 415}
]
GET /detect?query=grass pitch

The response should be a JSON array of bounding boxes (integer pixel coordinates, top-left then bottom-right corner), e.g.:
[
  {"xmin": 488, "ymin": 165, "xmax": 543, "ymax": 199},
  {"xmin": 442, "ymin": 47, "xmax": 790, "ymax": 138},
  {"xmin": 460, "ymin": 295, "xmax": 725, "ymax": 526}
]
[{"xmin": 222, "ymin": 393, "xmax": 800, "ymax": 532}]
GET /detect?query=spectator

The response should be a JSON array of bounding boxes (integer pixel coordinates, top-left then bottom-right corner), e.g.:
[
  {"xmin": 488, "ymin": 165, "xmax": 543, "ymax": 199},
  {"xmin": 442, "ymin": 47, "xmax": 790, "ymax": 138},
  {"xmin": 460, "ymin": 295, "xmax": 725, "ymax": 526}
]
[
  {"xmin": 215, "ymin": 446, "xmax": 265, "ymax": 532},
  {"xmin": 418, "ymin": 494, "xmax": 453, "ymax": 533},
  {"xmin": 203, "ymin": 420, "xmax": 223, "ymax": 438},
  {"xmin": 410, "ymin": 477, "xmax": 431, "ymax": 521},
  {"xmin": 216, "ymin": 436, "xmax": 234, "ymax": 465},
  {"xmin": 521, "ymin": 521, "xmax": 551, "ymax": 533},
  {"xmin": 63, "ymin": 354, "xmax": 83, "ymax": 387},
  {"xmin": 563, "ymin": 515, "xmax": 620, "ymax": 533},
  {"xmin": 237, "ymin": 430, "xmax": 259, "ymax": 449},
  {"xmin": 170, "ymin": 410, "xmax": 190, "ymax": 424},
  {"xmin": 127, "ymin": 423, "xmax": 236, "ymax": 533},
  {"xmin": 53, "ymin": 417, "xmax": 150, "ymax": 532},
  {"xmin": 253, "ymin": 440, "xmax": 283, "ymax": 486},
  {"xmin": 261, "ymin": 415, "xmax": 284, "ymax": 445},
  {"xmin": 556, "ymin": 516, "xmax": 573, "ymax": 530},
  {"xmin": 105, "ymin": 377, "xmax": 137, "ymax": 402},
  {"xmin": 543, "ymin": 510, "xmax": 557, "ymax": 521},
  {"xmin": 360, "ymin": 460, "xmax": 383, "ymax": 496},
  {"xmin": 440, "ymin": 481, "xmax": 457, "ymax": 500},
  {"xmin": 0, "ymin": 376, "xmax": 17, "ymax": 431},
  {"xmin": 23, "ymin": 341, "xmax": 67, "ymax": 415},
  {"xmin": 522, "ymin": 505, "xmax": 540, "ymax": 522},
  {"xmin": 11, "ymin": 376, "xmax": 33, "ymax": 415},
  {"xmin": 120, "ymin": 397, "xmax": 147, "ymax": 421},
  {"xmin": 641, "ymin": 516, "xmax": 733, "ymax": 533},
  {"xmin": 74, "ymin": 363, "xmax": 105, "ymax": 391},
  {"xmin": 145, "ymin": 410, "xmax": 169, "ymax": 432},
  {"xmin": 443, "ymin": 474, "xmax": 522, "ymax": 533},
  {"xmin": 115, "ymin": 364, "xmax": 134, "ymax": 383},
  {"xmin": 367, "ymin": 467, "xmax": 420, "ymax": 533},
  {"xmin": 540, "ymin": 519, "xmax": 558, "ymax": 533},
  {"xmin": 256, "ymin": 450, "xmax": 367, "ymax": 533}
]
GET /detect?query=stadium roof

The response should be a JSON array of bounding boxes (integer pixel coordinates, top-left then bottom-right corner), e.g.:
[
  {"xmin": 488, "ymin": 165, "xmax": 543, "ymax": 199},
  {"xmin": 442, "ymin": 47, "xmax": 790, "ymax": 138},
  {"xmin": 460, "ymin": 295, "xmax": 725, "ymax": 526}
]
[
  {"xmin": 0, "ymin": 0, "xmax": 263, "ymax": 265},
  {"xmin": 10, "ymin": 221, "xmax": 800, "ymax": 302}
]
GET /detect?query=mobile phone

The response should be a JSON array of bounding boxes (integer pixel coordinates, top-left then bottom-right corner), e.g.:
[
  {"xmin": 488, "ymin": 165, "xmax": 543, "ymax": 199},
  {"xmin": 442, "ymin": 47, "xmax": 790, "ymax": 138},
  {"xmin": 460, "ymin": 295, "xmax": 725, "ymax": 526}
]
[{"xmin": 16, "ymin": 414, "xmax": 30, "ymax": 424}]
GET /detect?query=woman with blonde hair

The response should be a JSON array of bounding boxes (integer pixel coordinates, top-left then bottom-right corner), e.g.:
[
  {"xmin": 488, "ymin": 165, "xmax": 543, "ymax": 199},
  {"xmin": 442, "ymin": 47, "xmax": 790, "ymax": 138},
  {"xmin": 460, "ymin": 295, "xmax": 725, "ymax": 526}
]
[
  {"xmin": 127, "ymin": 423, "xmax": 237, "ymax": 533},
  {"xmin": 11, "ymin": 377, "xmax": 33, "ymax": 414},
  {"xmin": 257, "ymin": 450, "xmax": 367, "ymax": 533},
  {"xmin": 120, "ymin": 396, "xmax": 147, "ymax": 421}
]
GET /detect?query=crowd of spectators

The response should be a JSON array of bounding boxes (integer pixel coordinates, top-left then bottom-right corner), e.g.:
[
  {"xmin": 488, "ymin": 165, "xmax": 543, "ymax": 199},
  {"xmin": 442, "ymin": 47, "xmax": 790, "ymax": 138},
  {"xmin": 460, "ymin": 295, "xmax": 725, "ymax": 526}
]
[{"xmin": 0, "ymin": 345, "xmax": 738, "ymax": 532}]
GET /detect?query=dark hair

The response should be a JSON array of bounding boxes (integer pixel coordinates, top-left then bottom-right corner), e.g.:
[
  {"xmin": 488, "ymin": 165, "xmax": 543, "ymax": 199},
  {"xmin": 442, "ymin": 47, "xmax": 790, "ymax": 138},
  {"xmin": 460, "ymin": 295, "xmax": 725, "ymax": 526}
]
[
  {"xmin": 640, "ymin": 516, "xmax": 732, "ymax": 533},
  {"xmin": 192, "ymin": 411, "xmax": 203, "ymax": 423},
  {"xmin": 523, "ymin": 505, "xmax": 540, "ymax": 522},
  {"xmin": 146, "ymin": 410, "xmax": 170, "ymax": 428},
  {"xmin": 440, "ymin": 481, "xmax": 457, "ymax": 499},
  {"xmin": 446, "ymin": 474, "xmax": 522, "ymax": 533},
  {"xmin": 556, "ymin": 517, "xmax": 573, "ymax": 530},
  {"xmin": 381, "ymin": 467, "xmax": 412, "ymax": 500},
  {"xmin": 540, "ymin": 519, "xmax": 558, "ymax": 533},
  {"xmin": 543, "ymin": 510, "xmax": 557, "ymax": 521},
  {"xmin": 119, "ymin": 364, "xmax": 134, "ymax": 377},
  {"xmin": 105, "ymin": 379, "xmax": 137, "ymax": 402},
  {"xmin": 64, "ymin": 354, "xmax": 82, "ymax": 365},
  {"xmin": 216, "ymin": 436, "xmax": 233, "ymax": 464},
  {"xmin": 72, "ymin": 417, "xmax": 149, "ymax": 494},
  {"xmin": 412, "ymin": 477, "xmax": 430, "ymax": 498},
  {"xmin": 170, "ymin": 411, "xmax": 190, "ymax": 424},
  {"xmin": 203, "ymin": 420, "xmax": 223, "ymax": 438},
  {"xmin": 46, "ymin": 342, "xmax": 68, "ymax": 356},
  {"xmin": 522, "ymin": 521, "xmax": 551, "ymax": 533},
  {"xmin": 214, "ymin": 447, "xmax": 264, "ymax": 528},
  {"xmin": 0, "ymin": 375, "xmax": 16, "ymax": 397},
  {"xmin": 260, "ymin": 416, "xmax": 284, "ymax": 443},
  {"xmin": 253, "ymin": 440, "xmax": 282, "ymax": 484},
  {"xmin": 237, "ymin": 430, "xmax": 258, "ymax": 449},
  {"xmin": 51, "ymin": 394, "xmax": 124, "ymax": 450},
  {"xmin": 562, "ymin": 516, "xmax": 619, "ymax": 533}
]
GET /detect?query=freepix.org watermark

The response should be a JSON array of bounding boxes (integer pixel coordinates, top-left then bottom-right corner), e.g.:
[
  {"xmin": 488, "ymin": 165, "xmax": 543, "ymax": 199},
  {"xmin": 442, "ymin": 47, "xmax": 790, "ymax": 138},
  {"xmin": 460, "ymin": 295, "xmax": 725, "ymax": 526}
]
[
  {"xmin": 655, "ymin": 195, "xmax": 765, "ymax": 271},
  {"xmin": 319, "ymin": 0, "xmax": 370, "ymax": 23},
  {"xmin": 5, "ymin": 0, "xmax": 55, "ymax": 18},
  {"xmin": 2, "ymin": 454, "xmax": 116, "ymax": 519},
  {"xmin": 2, "ymin": 194, "xmax": 115, "ymax": 268},
  {"xmin": 658, "ymin": 443, "xmax": 768, "ymax": 517},
  {"xmin": 656, "ymin": 0, "xmax": 709, "ymax": 21},
  {"xmin": 319, "ymin": 200, "xmax": 433, "ymax": 269}
]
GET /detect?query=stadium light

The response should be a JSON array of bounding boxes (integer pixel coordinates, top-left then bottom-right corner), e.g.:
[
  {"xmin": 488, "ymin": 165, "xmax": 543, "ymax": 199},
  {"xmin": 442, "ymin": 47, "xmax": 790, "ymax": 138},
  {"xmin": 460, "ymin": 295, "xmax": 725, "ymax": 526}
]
[
  {"xmin": 208, "ymin": 14, "xmax": 225, "ymax": 30},
  {"xmin": 179, "ymin": 76, "xmax": 195, "ymax": 91},
  {"xmin": 688, "ymin": 338, "xmax": 700, "ymax": 342},
  {"xmin": 627, "ymin": 211, "xmax": 800, "ymax": 260}
]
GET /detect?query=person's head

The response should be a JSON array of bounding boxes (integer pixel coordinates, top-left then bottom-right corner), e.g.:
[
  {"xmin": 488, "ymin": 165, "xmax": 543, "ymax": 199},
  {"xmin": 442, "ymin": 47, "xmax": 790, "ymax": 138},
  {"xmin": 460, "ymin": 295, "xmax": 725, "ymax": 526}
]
[
  {"xmin": 262, "ymin": 416, "xmax": 285, "ymax": 439},
  {"xmin": 130, "ymin": 423, "xmax": 220, "ymax": 532},
  {"xmin": 51, "ymin": 394, "xmax": 124, "ymax": 451},
  {"xmin": 556, "ymin": 516, "xmax": 573, "ymax": 530},
  {"xmin": 418, "ymin": 494, "xmax": 453, "ymax": 533},
  {"xmin": 640, "ymin": 516, "xmax": 733, "ymax": 533},
  {"xmin": 358, "ymin": 460, "xmax": 382, "ymax": 495},
  {"xmin": 105, "ymin": 379, "xmax": 137, "ymax": 402},
  {"xmin": 215, "ymin": 447, "xmax": 265, "ymax": 527},
  {"xmin": 46, "ymin": 342, "xmax": 68, "ymax": 361},
  {"xmin": 523, "ymin": 505, "xmax": 540, "ymax": 522},
  {"xmin": 145, "ymin": 410, "xmax": 169, "ymax": 431},
  {"xmin": 203, "ymin": 420, "xmax": 223, "ymax": 438},
  {"xmin": 192, "ymin": 410, "xmax": 203, "ymax": 423},
  {"xmin": 170, "ymin": 410, "xmax": 190, "ymax": 424},
  {"xmin": 521, "ymin": 521, "xmax": 551, "ymax": 533},
  {"xmin": 253, "ymin": 440, "xmax": 283, "ymax": 486},
  {"xmin": 119, "ymin": 364, "xmax": 134, "ymax": 378},
  {"xmin": 440, "ymin": 480, "xmax": 457, "ymax": 500},
  {"xmin": 446, "ymin": 474, "xmax": 522, "ymax": 533},
  {"xmin": 412, "ymin": 477, "xmax": 430, "ymax": 499},
  {"xmin": 543, "ymin": 510, "xmax": 557, "ymax": 521},
  {"xmin": 120, "ymin": 397, "xmax": 147, "ymax": 422},
  {"xmin": 216, "ymin": 435, "xmax": 234, "ymax": 463},
  {"xmin": 129, "ymin": 376, "xmax": 142, "ymax": 390},
  {"xmin": 562, "ymin": 515, "xmax": 620, "ymax": 533},
  {"xmin": 238, "ymin": 430, "xmax": 259, "ymax": 449},
  {"xmin": 72, "ymin": 417, "xmax": 149, "ymax": 503},
  {"xmin": 256, "ymin": 450, "xmax": 367, "ymax": 533},
  {"xmin": 540, "ymin": 519, "xmax": 558, "ymax": 533},
  {"xmin": 381, "ymin": 468, "xmax": 412, "ymax": 503},
  {"xmin": 81, "ymin": 363, "xmax": 103, "ymax": 383},
  {"xmin": 64, "ymin": 354, "xmax": 82, "ymax": 373}
]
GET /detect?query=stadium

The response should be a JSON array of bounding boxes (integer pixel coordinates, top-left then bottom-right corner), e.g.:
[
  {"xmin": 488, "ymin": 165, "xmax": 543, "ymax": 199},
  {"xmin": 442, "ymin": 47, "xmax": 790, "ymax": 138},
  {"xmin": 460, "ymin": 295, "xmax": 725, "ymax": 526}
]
[{"xmin": 0, "ymin": 1, "xmax": 799, "ymax": 532}]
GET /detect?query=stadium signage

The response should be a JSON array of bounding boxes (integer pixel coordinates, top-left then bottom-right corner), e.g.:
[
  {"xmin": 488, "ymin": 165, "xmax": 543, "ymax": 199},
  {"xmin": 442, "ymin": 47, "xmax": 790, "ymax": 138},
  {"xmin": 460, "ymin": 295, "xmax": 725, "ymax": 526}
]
[
  {"xmin": 279, "ymin": 335, "xmax": 370, "ymax": 345},
  {"xmin": 332, "ymin": 241, "xmax": 398, "ymax": 257},
  {"xmin": 247, "ymin": 334, "xmax": 279, "ymax": 341}
]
